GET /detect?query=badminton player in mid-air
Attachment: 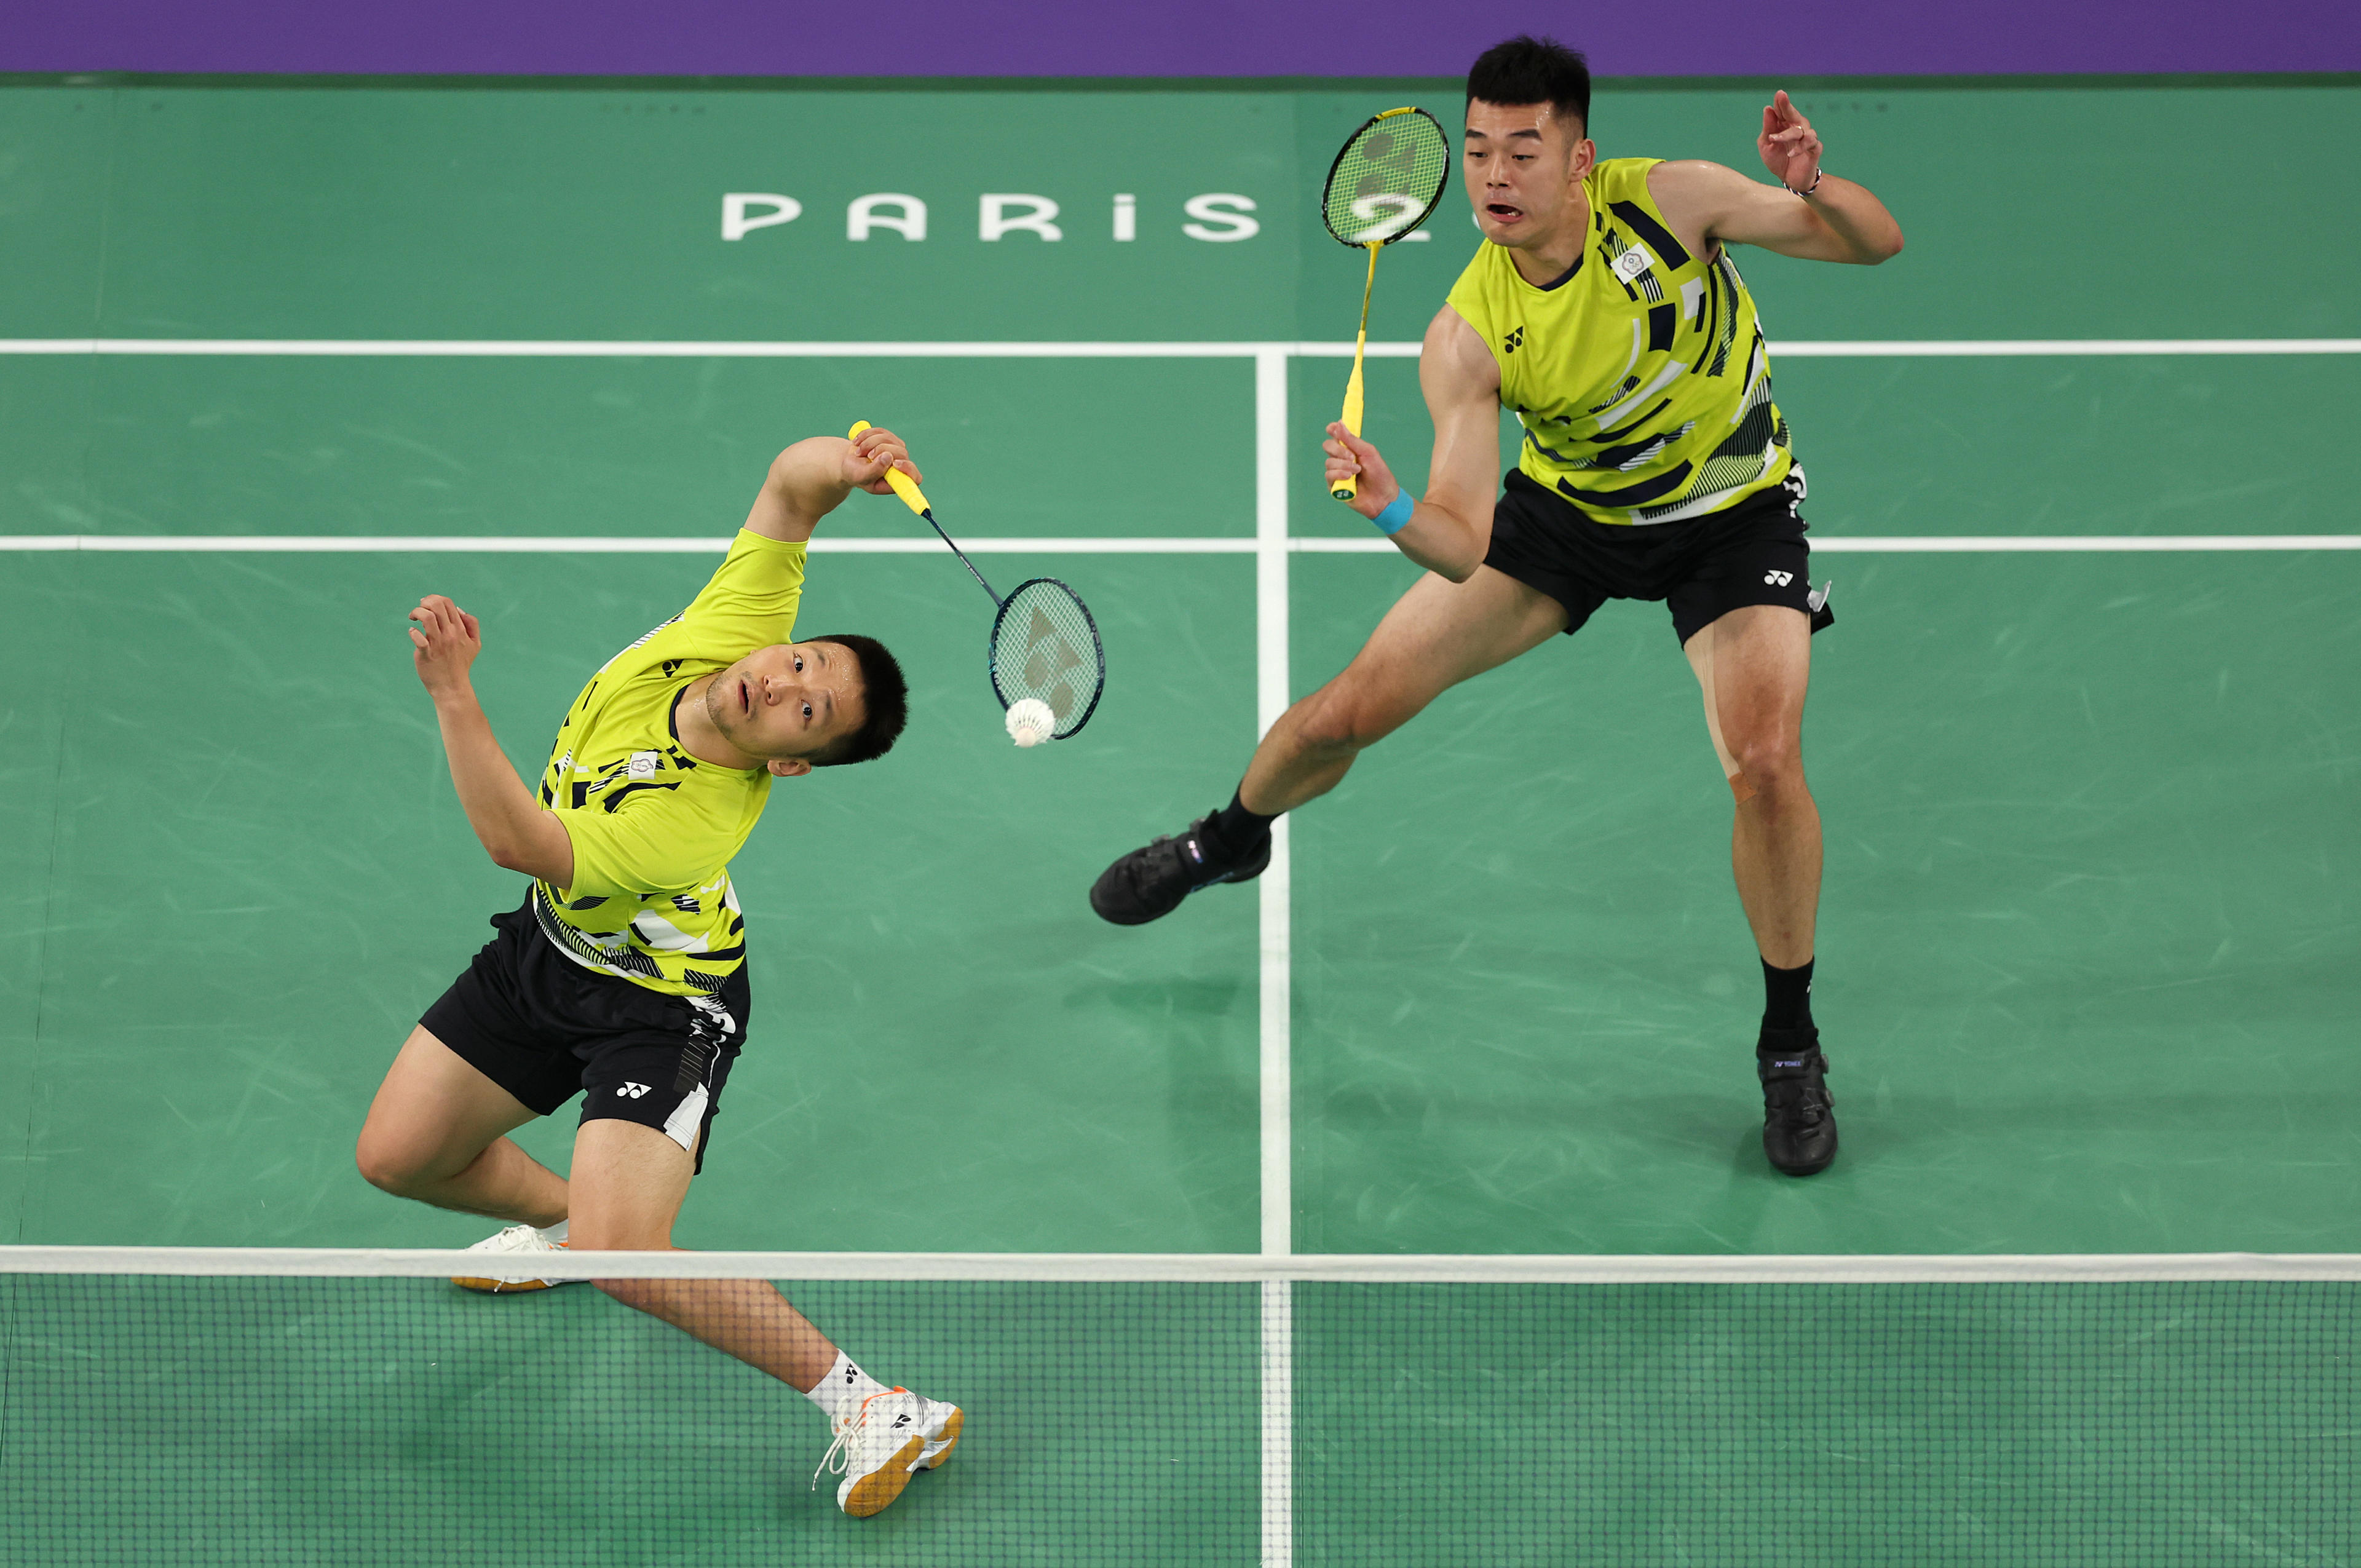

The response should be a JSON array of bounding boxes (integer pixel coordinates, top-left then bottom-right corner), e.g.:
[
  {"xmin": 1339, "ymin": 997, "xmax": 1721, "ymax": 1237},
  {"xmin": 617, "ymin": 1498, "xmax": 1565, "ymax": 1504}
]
[
  {"xmin": 1090, "ymin": 37, "xmax": 1902, "ymax": 1176},
  {"xmin": 356, "ymin": 427, "xmax": 959, "ymax": 1519}
]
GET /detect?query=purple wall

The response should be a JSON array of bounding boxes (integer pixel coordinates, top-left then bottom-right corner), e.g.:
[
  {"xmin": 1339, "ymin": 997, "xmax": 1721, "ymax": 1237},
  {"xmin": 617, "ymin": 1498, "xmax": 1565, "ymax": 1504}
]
[{"xmin": 8, "ymin": 0, "xmax": 2357, "ymax": 78}]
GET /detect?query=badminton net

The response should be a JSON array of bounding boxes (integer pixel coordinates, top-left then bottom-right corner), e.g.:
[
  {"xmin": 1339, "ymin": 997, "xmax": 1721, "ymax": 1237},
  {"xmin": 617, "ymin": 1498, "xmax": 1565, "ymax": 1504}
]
[{"xmin": 0, "ymin": 1248, "xmax": 2352, "ymax": 1566}]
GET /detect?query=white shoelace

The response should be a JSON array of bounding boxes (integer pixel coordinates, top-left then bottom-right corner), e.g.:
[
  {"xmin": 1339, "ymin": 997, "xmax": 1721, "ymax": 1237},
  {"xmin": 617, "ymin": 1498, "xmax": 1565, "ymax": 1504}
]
[{"xmin": 810, "ymin": 1388, "xmax": 912, "ymax": 1492}]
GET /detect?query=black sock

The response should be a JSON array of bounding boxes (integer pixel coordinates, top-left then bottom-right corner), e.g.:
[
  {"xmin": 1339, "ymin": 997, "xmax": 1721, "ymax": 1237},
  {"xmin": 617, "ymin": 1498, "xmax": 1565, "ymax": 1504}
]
[
  {"xmin": 1201, "ymin": 787, "xmax": 1275, "ymax": 862},
  {"xmin": 1760, "ymin": 957, "xmax": 1815, "ymax": 1035}
]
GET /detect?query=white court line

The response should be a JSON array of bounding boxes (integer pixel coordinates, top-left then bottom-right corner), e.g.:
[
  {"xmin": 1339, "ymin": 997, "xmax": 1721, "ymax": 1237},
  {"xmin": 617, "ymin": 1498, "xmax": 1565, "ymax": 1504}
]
[
  {"xmin": 1291, "ymin": 339, "xmax": 2361, "ymax": 358},
  {"xmin": 1252, "ymin": 346, "xmax": 1295, "ymax": 1568},
  {"xmin": 5, "ymin": 534, "xmax": 2355, "ymax": 553},
  {"xmin": 0, "ymin": 338, "xmax": 1283, "ymax": 358},
  {"xmin": 0, "ymin": 534, "xmax": 1262, "ymax": 553},
  {"xmin": 1291, "ymin": 534, "xmax": 2361, "ymax": 553},
  {"xmin": 3, "ymin": 338, "xmax": 2359, "ymax": 359},
  {"xmin": 1812, "ymin": 535, "xmax": 2361, "ymax": 552},
  {"xmin": 1251, "ymin": 350, "xmax": 1294, "ymax": 1265}
]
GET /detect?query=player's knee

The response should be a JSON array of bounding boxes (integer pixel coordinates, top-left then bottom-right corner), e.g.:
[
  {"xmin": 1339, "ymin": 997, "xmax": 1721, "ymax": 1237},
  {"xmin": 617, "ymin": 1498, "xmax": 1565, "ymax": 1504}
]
[
  {"xmin": 1731, "ymin": 732, "xmax": 1806, "ymax": 798},
  {"xmin": 1295, "ymin": 681, "xmax": 1402, "ymax": 756},
  {"xmin": 354, "ymin": 1128, "xmax": 427, "ymax": 1197}
]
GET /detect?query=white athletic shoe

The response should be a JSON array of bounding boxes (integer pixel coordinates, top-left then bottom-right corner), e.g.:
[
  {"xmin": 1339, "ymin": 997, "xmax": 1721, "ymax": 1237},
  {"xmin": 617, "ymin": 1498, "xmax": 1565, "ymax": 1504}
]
[
  {"xmin": 451, "ymin": 1223, "xmax": 585, "ymax": 1294},
  {"xmin": 814, "ymin": 1388, "xmax": 964, "ymax": 1518}
]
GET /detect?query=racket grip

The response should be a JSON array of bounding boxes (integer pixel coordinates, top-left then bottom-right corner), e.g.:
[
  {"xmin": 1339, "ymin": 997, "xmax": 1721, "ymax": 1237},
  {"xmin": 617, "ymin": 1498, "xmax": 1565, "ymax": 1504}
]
[
  {"xmin": 847, "ymin": 421, "xmax": 933, "ymax": 518},
  {"xmin": 1331, "ymin": 366, "xmax": 1367, "ymax": 503}
]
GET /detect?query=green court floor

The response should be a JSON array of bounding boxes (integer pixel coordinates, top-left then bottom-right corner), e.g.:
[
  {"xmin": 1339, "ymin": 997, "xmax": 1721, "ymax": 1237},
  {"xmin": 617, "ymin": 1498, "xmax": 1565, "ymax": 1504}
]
[
  {"xmin": 2, "ymin": 74, "xmax": 2356, "ymax": 1258},
  {"xmin": 2, "ymin": 72, "xmax": 2359, "ymax": 1567}
]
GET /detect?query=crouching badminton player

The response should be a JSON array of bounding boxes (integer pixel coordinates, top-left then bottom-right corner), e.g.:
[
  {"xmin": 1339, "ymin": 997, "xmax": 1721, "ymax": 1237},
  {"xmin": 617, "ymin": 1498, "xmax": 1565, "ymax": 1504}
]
[{"xmin": 355, "ymin": 426, "xmax": 956, "ymax": 1519}]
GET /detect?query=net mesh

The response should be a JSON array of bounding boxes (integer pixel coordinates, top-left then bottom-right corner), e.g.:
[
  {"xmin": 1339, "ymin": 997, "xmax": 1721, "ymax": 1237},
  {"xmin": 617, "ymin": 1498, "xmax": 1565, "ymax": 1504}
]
[
  {"xmin": 989, "ymin": 577, "xmax": 1104, "ymax": 738},
  {"xmin": 1322, "ymin": 108, "xmax": 1453, "ymax": 247},
  {"xmin": 1, "ymin": 1253, "xmax": 2354, "ymax": 1565}
]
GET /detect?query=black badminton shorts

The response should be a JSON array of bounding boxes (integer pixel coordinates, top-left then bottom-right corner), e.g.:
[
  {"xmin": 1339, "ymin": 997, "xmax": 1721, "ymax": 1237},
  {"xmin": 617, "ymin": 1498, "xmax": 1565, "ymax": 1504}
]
[
  {"xmin": 1482, "ymin": 466, "xmax": 1833, "ymax": 646},
  {"xmin": 421, "ymin": 898, "xmax": 745, "ymax": 1174}
]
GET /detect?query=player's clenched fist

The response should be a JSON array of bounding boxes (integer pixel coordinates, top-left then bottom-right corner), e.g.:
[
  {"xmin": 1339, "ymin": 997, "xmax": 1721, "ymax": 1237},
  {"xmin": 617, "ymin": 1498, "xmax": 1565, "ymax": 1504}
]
[
  {"xmin": 408, "ymin": 594, "xmax": 482, "ymax": 694},
  {"xmin": 1323, "ymin": 422, "xmax": 1403, "ymax": 520},
  {"xmin": 843, "ymin": 424, "xmax": 923, "ymax": 495}
]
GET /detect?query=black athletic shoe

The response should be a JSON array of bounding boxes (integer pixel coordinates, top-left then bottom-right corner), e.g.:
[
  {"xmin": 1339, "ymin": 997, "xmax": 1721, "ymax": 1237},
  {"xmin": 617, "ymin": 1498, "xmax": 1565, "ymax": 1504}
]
[
  {"xmin": 1089, "ymin": 815, "xmax": 1271, "ymax": 926},
  {"xmin": 1757, "ymin": 1026, "xmax": 1838, "ymax": 1176}
]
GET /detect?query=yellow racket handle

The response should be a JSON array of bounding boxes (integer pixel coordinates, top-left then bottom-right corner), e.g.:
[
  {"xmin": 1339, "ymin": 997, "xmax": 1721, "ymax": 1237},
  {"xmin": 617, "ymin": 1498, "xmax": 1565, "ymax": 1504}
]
[
  {"xmin": 847, "ymin": 421, "xmax": 932, "ymax": 518},
  {"xmin": 1332, "ymin": 243, "xmax": 1381, "ymax": 502}
]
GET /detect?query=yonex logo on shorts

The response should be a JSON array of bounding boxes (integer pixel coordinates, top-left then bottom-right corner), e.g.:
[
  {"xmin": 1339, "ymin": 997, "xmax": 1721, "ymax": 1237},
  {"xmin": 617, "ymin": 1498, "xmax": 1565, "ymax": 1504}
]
[
  {"xmin": 1764, "ymin": 570, "xmax": 1793, "ymax": 587},
  {"xmin": 617, "ymin": 1082, "xmax": 652, "ymax": 1099}
]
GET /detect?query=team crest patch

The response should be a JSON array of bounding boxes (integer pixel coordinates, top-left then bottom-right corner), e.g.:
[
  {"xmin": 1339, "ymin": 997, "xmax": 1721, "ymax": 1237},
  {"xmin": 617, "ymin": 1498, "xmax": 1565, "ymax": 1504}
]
[{"xmin": 1610, "ymin": 245, "xmax": 1653, "ymax": 283}]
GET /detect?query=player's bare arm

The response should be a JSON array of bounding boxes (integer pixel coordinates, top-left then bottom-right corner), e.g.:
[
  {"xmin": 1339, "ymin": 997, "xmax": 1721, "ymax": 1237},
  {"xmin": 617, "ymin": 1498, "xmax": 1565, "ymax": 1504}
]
[
  {"xmin": 1322, "ymin": 304, "xmax": 1503, "ymax": 582},
  {"xmin": 742, "ymin": 425, "xmax": 921, "ymax": 542},
  {"xmin": 1648, "ymin": 90, "xmax": 1904, "ymax": 266},
  {"xmin": 409, "ymin": 596, "xmax": 576, "ymax": 885}
]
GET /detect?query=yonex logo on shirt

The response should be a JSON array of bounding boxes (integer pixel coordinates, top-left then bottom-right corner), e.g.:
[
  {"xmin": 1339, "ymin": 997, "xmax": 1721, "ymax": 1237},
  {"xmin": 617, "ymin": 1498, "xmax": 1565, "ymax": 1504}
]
[{"xmin": 1502, "ymin": 327, "xmax": 1524, "ymax": 355}]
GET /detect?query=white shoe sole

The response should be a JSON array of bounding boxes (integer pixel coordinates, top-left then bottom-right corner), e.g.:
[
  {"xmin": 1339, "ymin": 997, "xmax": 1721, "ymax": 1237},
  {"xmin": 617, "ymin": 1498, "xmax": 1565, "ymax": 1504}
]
[{"xmin": 840, "ymin": 1405, "xmax": 962, "ymax": 1519}]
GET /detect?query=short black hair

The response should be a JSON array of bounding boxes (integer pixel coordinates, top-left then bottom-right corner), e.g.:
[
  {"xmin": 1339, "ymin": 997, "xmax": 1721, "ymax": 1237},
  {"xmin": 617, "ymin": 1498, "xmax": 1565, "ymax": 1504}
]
[
  {"xmin": 807, "ymin": 634, "xmax": 908, "ymax": 767},
  {"xmin": 1466, "ymin": 35, "xmax": 1592, "ymax": 135}
]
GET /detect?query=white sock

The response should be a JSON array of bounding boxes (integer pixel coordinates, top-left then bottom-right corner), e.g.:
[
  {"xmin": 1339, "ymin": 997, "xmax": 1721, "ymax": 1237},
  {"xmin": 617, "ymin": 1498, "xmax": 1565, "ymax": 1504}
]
[
  {"xmin": 540, "ymin": 1219, "xmax": 568, "ymax": 1244},
  {"xmin": 805, "ymin": 1351, "xmax": 890, "ymax": 1422}
]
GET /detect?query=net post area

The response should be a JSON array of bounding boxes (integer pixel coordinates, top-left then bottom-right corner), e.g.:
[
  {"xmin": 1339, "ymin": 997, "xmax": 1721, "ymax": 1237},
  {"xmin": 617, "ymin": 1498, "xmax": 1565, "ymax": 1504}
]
[{"xmin": 1, "ymin": 1249, "xmax": 2352, "ymax": 1566}]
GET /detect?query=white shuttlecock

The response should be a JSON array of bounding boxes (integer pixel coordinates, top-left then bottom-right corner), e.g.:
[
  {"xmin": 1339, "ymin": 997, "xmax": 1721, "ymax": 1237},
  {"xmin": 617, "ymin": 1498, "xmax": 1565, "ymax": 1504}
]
[{"xmin": 1005, "ymin": 698, "xmax": 1056, "ymax": 748}]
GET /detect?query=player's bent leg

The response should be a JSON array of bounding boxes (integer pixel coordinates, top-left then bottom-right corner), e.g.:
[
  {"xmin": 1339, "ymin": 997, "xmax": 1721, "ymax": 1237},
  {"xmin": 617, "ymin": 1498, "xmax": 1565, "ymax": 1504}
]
[
  {"xmin": 1243, "ymin": 565, "xmax": 1572, "ymax": 814},
  {"xmin": 1688, "ymin": 604, "xmax": 1819, "ymax": 965},
  {"xmin": 1686, "ymin": 604, "xmax": 1835, "ymax": 1176},
  {"xmin": 567, "ymin": 1119, "xmax": 961, "ymax": 1519},
  {"xmin": 1091, "ymin": 567, "xmax": 1567, "ymax": 925},
  {"xmin": 355, "ymin": 1024, "xmax": 566, "ymax": 1223}
]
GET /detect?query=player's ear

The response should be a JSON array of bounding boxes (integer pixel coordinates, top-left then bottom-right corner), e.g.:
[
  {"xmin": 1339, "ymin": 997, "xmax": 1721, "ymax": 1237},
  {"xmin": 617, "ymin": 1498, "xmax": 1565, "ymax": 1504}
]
[{"xmin": 767, "ymin": 758, "xmax": 812, "ymax": 778}]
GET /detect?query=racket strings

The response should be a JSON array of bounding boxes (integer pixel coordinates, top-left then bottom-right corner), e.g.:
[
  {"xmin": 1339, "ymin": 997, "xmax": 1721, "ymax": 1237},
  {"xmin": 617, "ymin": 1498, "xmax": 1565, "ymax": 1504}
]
[
  {"xmin": 1322, "ymin": 108, "xmax": 1452, "ymax": 246},
  {"xmin": 990, "ymin": 579, "xmax": 1104, "ymax": 738}
]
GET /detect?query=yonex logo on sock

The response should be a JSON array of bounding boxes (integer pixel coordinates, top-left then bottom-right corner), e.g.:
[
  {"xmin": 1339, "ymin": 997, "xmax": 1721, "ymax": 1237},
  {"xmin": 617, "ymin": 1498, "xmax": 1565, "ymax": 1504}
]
[{"xmin": 617, "ymin": 1082, "xmax": 652, "ymax": 1098}]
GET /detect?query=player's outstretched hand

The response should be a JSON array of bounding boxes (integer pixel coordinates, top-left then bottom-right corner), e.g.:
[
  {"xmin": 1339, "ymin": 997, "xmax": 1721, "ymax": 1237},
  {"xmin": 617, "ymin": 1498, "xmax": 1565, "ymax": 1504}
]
[
  {"xmin": 1758, "ymin": 90, "xmax": 1822, "ymax": 193},
  {"xmin": 1324, "ymin": 422, "xmax": 1403, "ymax": 520},
  {"xmin": 409, "ymin": 594, "xmax": 481, "ymax": 695},
  {"xmin": 844, "ymin": 424, "xmax": 923, "ymax": 495}
]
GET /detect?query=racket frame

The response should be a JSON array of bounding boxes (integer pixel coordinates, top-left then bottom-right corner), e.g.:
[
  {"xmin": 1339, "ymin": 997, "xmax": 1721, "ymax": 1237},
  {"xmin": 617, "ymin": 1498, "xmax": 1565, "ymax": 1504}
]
[
  {"xmin": 1318, "ymin": 105, "xmax": 1452, "ymax": 251},
  {"xmin": 847, "ymin": 422, "xmax": 1106, "ymax": 740},
  {"xmin": 988, "ymin": 577, "xmax": 1107, "ymax": 740},
  {"xmin": 1319, "ymin": 106, "xmax": 1452, "ymax": 503}
]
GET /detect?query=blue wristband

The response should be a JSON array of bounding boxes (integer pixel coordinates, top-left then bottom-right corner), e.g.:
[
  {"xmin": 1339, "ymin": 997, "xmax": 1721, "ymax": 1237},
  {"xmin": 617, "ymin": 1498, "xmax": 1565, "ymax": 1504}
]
[{"xmin": 1370, "ymin": 491, "xmax": 1415, "ymax": 536}]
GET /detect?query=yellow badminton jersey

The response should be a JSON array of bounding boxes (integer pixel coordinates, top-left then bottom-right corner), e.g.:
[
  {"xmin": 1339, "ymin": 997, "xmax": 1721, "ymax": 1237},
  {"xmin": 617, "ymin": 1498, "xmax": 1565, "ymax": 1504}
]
[
  {"xmin": 528, "ymin": 529, "xmax": 805, "ymax": 996},
  {"xmin": 1445, "ymin": 157, "xmax": 1794, "ymax": 526}
]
